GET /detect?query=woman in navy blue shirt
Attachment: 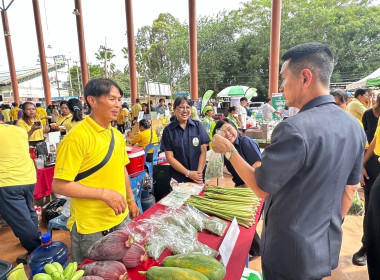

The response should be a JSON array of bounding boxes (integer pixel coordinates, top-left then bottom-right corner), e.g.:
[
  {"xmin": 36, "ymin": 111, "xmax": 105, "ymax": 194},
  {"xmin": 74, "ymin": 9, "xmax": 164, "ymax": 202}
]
[
  {"xmin": 213, "ymin": 118, "xmax": 262, "ymax": 257},
  {"xmin": 161, "ymin": 97, "xmax": 210, "ymax": 183}
]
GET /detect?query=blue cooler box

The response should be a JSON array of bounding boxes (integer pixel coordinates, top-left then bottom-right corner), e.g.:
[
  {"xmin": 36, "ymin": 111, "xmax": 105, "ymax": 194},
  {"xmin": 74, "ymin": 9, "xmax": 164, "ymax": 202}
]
[{"xmin": 0, "ymin": 260, "xmax": 12, "ymax": 280}]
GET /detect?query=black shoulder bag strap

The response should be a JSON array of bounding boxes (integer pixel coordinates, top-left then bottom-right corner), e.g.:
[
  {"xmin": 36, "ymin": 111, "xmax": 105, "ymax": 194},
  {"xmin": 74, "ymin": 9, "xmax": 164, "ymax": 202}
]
[{"xmin": 74, "ymin": 129, "xmax": 115, "ymax": 182}]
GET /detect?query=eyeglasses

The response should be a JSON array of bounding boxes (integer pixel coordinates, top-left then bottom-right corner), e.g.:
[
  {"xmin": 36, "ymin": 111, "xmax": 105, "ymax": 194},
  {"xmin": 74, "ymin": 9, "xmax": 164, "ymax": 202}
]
[{"xmin": 176, "ymin": 106, "xmax": 191, "ymax": 111}]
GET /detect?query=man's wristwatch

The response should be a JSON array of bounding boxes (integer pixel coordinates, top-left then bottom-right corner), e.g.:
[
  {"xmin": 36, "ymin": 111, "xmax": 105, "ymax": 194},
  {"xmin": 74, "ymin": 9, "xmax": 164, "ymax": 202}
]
[
  {"xmin": 185, "ymin": 170, "xmax": 190, "ymax": 177},
  {"xmin": 127, "ymin": 197, "xmax": 135, "ymax": 203},
  {"xmin": 225, "ymin": 147, "xmax": 237, "ymax": 160}
]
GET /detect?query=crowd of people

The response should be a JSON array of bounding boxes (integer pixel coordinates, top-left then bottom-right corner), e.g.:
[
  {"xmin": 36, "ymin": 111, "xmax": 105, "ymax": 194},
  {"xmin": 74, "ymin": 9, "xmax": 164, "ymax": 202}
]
[{"xmin": 1, "ymin": 42, "xmax": 380, "ymax": 279}]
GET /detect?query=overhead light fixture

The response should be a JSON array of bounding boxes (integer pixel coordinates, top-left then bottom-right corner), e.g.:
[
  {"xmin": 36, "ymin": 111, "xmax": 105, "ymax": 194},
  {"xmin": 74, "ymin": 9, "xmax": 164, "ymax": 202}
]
[
  {"xmin": 4, "ymin": 31, "xmax": 11, "ymax": 37},
  {"xmin": 72, "ymin": 8, "xmax": 80, "ymax": 15}
]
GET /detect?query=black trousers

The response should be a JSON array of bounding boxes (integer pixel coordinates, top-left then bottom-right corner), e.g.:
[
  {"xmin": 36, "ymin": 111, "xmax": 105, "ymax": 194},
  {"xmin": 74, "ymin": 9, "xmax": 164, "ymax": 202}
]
[
  {"xmin": 117, "ymin": 124, "xmax": 125, "ymax": 134},
  {"xmin": 366, "ymin": 169, "xmax": 380, "ymax": 279},
  {"xmin": 0, "ymin": 184, "xmax": 41, "ymax": 252},
  {"xmin": 361, "ymin": 155, "xmax": 380, "ymax": 249}
]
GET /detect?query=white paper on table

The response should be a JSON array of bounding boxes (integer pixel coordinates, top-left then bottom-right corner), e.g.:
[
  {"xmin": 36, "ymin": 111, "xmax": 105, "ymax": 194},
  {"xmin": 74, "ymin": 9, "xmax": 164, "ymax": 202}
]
[
  {"xmin": 219, "ymin": 217, "xmax": 240, "ymax": 267},
  {"xmin": 137, "ymin": 111, "xmax": 144, "ymax": 122}
]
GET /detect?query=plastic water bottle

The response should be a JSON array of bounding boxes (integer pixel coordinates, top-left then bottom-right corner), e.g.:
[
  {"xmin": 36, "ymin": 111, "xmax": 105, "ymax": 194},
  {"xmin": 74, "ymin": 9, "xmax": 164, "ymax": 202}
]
[{"xmin": 28, "ymin": 233, "xmax": 69, "ymax": 277}]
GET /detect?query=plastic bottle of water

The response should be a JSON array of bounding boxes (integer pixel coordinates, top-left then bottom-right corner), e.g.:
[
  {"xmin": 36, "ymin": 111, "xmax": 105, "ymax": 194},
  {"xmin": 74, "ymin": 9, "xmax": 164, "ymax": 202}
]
[{"xmin": 28, "ymin": 233, "xmax": 69, "ymax": 277}]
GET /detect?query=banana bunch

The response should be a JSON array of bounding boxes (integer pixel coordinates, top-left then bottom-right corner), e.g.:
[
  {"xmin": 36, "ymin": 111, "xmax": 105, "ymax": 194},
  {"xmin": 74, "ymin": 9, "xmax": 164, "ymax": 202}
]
[{"xmin": 33, "ymin": 262, "xmax": 85, "ymax": 280}]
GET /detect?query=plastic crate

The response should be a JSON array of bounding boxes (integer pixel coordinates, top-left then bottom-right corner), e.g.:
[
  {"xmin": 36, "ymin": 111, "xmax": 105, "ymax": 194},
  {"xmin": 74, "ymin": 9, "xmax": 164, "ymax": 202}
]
[{"xmin": 0, "ymin": 260, "xmax": 12, "ymax": 280}]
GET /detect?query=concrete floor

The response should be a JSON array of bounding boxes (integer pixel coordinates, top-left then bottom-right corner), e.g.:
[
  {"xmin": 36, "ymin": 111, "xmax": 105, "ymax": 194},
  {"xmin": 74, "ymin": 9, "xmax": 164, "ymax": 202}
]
[{"xmin": 0, "ymin": 176, "xmax": 369, "ymax": 279}]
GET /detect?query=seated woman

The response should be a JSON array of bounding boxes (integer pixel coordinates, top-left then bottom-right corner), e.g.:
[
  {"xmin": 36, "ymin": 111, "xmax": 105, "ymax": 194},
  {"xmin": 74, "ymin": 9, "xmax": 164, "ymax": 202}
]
[
  {"xmin": 65, "ymin": 98, "xmax": 84, "ymax": 133},
  {"xmin": 130, "ymin": 119, "xmax": 159, "ymax": 162},
  {"xmin": 161, "ymin": 97, "xmax": 210, "ymax": 184},
  {"xmin": 212, "ymin": 118, "xmax": 262, "ymax": 257},
  {"xmin": 17, "ymin": 102, "xmax": 50, "ymax": 146}
]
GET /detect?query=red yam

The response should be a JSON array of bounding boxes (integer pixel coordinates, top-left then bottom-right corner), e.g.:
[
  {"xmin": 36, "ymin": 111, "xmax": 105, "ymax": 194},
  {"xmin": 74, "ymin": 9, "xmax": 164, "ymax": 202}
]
[
  {"xmin": 86, "ymin": 230, "xmax": 135, "ymax": 260},
  {"xmin": 82, "ymin": 261, "xmax": 128, "ymax": 280},
  {"xmin": 121, "ymin": 243, "xmax": 147, "ymax": 268}
]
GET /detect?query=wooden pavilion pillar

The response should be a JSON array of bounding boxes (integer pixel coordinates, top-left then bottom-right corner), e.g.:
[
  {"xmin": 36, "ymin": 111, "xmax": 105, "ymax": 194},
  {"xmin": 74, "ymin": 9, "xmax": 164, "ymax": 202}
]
[{"xmin": 188, "ymin": 0, "xmax": 198, "ymax": 100}]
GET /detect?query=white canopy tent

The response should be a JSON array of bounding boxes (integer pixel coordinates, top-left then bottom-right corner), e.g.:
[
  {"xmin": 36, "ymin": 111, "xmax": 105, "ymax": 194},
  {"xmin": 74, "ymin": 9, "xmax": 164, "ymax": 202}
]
[{"xmin": 346, "ymin": 67, "xmax": 380, "ymax": 91}]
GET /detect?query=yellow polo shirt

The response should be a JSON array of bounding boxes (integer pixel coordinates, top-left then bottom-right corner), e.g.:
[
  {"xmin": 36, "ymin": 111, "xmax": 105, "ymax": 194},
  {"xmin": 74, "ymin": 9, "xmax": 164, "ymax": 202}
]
[
  {"xmin": 56, "ymin": 114, "xmax": 73, "ymax": 126},
  {"xmin": 347, "ymin": 98, "xmax": 366, "ymax": 123},
  {"xmin": 130, "ymin": 129, "xmax": 159, "ymax": 152},
  {"xmin": 36, "ymin": 107, "xmax": 48, "ymax": 125},
  {"xmin": 65, "ymin": 120, "xmax": 82, "ymax": 133},
  {"xmin": 54, "ymin": 116, "xmax": 130, "ymax": 234},
  {"xmin": 2, "ymin": 109, "xmax": 10, "ymax": 122},
  {"xmin": 10, "ymin": 107, "xmax": 19, "ymax": 121},
  {"xmin": 16, "ymin": 118, "xmax": 44, "ymax": 141},
  {"xmin": 131, "ymin": 103, "xmax": 142, "ymax": 119},
  {"xmin": 0, "ymin": 124, "xmax": 36, "ymax": 187}
]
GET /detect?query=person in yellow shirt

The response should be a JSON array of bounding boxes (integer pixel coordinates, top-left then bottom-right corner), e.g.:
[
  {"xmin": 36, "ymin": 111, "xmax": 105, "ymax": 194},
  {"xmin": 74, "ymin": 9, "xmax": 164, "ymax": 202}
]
[
  {"xmin": 9, "ymin": 102, "xmax": 20, "ymax": 123},
  {"xmin": 131, "ymin": 98, "xmax": 142, "ymax": 124},
  {"xmin": 65, "ymin": 98, "xmax": 84, "ymax": 133},
  {"xmin": 346, "ymin": 88, "xmax": 370, "ymax": 122},
  {"xmin": 35, "ymin": 103, "xmax": 48, "ymax": 125},
  {"xmin": 1, "ymin": 104, "xmax": 11, "ymax": 123},
  {"xmin": 17, "ymin": 102, "xmax": 50, "ymax": 146},
  {"xmin": 52, "ymin": 78, "xmax": 139, "ymax": 263},
  {"xmin": 0, "ymin": 114, "xmax": 41, "ymax": 264},
  {"xmin": 116, "ymin": 103, "xmax": 130, "ymax": 134},
  {"xmin": 55, "ymin": 101, "xmax": 73, "ymax": 136},
  {"xmin": 130, "ymin": 119, "xmax": 159, "ymax": 161}
]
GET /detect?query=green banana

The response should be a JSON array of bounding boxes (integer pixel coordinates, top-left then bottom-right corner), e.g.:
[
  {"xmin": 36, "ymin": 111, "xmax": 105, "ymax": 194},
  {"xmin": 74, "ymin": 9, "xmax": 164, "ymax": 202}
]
[
  {"xmin": 33, "ymin": 273, "xmax": 53, "ymax": 280},
  {"xmin": 52, "ymin": 262, "xmax": 64, "ymax": 274},
  {"xmin": 51, "ymin": 271, "xmax": 64, "ymax": 280},
  {"xmin": 62, "ymin": 263, "xmax": 75, "ymax": 280},
  {"xmin": 44, "ymin": 263, "xmax": 58, "ymax": 275},
  {"xmin": 70, "ymin": 270, "xmax": 84, "ymax": 280}
]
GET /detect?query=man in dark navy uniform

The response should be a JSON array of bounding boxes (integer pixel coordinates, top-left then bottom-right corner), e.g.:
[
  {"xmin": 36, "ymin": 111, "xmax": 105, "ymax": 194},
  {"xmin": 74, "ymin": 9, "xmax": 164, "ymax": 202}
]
[{"xmin": 161, "ymin": 97, "xmax": 210, "ymax": 184}]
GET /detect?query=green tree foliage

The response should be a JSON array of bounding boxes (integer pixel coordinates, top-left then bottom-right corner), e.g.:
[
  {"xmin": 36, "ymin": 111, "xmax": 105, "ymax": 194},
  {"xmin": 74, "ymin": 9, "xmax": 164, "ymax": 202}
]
[
  {"xmin": 95, "ymin": 46, "xmax": 116, "ymax": 77},
  {"xmin": 124, "ymin": 0, "xmax": 380, "ymax": 99}
]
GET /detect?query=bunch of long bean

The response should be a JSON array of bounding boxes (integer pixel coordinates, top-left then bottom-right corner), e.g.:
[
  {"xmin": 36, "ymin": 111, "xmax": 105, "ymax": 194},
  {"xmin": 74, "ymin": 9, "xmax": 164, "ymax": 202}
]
[{"xmin": 185, "ymin": 186, "xmax": 261, "ymax": 228}]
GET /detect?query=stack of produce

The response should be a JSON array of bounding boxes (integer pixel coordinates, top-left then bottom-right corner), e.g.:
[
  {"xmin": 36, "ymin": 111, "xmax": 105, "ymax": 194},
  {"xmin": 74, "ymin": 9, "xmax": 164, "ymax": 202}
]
[
  {"xmin": 185, "ymin": 186, "xmax": 261, "ymax": 228},
  {"xmin": 141, "ymin": 253, "xmax": 226, "ymax": 280},
  {"xmin": 32, "ymin": 262, "xmax": 84, "ymax": 280}
]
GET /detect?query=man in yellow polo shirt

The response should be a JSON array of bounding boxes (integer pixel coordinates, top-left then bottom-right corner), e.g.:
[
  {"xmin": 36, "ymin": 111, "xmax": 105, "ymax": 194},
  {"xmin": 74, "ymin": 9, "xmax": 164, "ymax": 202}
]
[
  {"xmin": 346, "ymin": 88, "xmax": 370, "ymax": 122},
  {"xmin": 131, "ymin": 98, "xmax": 142, "ymax": 124},
  {"xmin": 0, "ymin": 114, "xmax": 40, "ymax": 264},
  {"xmin": 52, "ymin": 78, "xmax": 140, "ymax": 263},
  {"xmin": 9, "ymin": 102, "xmax": 20, "ymax": 123}
]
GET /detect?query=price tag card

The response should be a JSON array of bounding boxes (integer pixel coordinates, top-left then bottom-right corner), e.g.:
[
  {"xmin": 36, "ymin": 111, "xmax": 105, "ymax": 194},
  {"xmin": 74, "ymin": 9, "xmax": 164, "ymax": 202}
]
[{"xmin": 219, "ymin": 217, "xmax": 240, "ymax": 267}]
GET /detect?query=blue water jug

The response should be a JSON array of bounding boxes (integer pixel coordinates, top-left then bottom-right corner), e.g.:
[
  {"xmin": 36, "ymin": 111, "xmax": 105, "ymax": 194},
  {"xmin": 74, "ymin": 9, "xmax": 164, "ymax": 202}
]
[{"xmin": 27, "ymin": 232, "xmax": 68, "ymax": 277}]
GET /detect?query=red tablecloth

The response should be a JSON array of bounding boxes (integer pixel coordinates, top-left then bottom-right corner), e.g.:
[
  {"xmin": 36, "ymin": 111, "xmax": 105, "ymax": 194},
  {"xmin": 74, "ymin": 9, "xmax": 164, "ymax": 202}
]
[
  {"xmin": 34, "ymin": 166, "xmax": 55, "ymax": 199},
  {"xmin": 129, "ymin": 195, "xmax": 264, "ymax": 280}
]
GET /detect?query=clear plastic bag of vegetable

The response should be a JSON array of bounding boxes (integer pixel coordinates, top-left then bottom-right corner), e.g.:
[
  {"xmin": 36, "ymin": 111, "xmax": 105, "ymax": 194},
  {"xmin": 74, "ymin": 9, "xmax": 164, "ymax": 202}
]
[
  {"xmin": 205, "ymin": 150, "xmax": 224, "ymax": 181},
  {"xmin": 204, "ymin": 216, "xmax": 228, "ymax": 236},
  {"xmin": 160, "ymin": 191, "xmax": 191, "ymax": 208},
  {"xmin": 143, "ymin": 235, "xmax": 167, "ymax": 260},
  {"xmin": 182, "ymin": 204, "xmax": 205, "ymax": 232}
]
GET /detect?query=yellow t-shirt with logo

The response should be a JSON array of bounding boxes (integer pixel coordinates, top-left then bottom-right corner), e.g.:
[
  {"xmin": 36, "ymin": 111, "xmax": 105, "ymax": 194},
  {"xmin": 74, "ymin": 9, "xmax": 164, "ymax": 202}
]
[
  {"xmin": 36, "ymin": 107, "xmax": 48, "ymax": 125},
  {"xmin": 130, "ymin": 129, "xmax": 159, "ymax": 152},
  {"xmin": 56, "ymin": 114, "xmax": 73, "ymax": 126},
  {"xmin": 0, "ymin": 124, "xmax": 36, "ymax": 187},
  {"xmin": 10, "ymin": 107, "xmax": 19, "ymax": 121},
  {"xmin": 117, "ymin": 108, "xmax": 131, "ymax": 125},
  {"xmin": 54, "ymin": 116, "xmax": 130, "ymax": 234},
  {"xmin": 16, "ymin": 118, "xmax": 44, "ymax": 141}
]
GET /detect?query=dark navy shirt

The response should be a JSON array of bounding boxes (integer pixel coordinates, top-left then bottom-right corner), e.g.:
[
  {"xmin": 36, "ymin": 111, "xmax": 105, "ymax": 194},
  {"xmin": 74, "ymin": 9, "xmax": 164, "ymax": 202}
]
[
  {"xmin": 225, "ymin": 135, "xmax": 261, "ymax": 186},
  {"xmin": 255, "ymin": 95, "xmax": 366, "ymax": 279},
  {"xmin": 161, "ymin": 118, "xmax": 210, "ymax": 183}
]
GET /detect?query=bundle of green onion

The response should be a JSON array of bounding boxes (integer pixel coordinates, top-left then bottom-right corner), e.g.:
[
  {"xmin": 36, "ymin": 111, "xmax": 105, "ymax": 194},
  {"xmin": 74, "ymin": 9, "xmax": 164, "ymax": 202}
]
[{"xmin": 185, "ymin": 186, "xmax": 261, "ymax": 228}]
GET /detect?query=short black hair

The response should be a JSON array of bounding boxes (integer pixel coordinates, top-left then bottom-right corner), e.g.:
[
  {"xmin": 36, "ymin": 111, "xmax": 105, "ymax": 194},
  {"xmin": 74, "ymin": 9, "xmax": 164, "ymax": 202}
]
[
  {"xmin": 36, "ymin": 103, "xmax": 41, "ymax": 107},
  {"xmin": 212, "ymin": 118, "xmax": 238, "ymax": 136},
  {"xmin": 159, "ymin": 98, "xmax": 165, "ymax": 103},
  {"xmin": 228, "ymin": 106, "xmax": 237, "ymax": 113},
  {"xmin": 12, "ymin": 102, "xmax": 17, "ymax": 107},
  {"xmin": 84, "ymin": 78, "xmax": 123, "ymax": 109},
  {"xmin": 264, "ymin": 97, "xmax": 271, "ymax": 103},
  {"xmin": 354, "ymin": 88, "xmax": 368, "ymax": 98},
  {"xmin": 240, "ymin": 97, "xmax": 248, "ymax": 102},
  {"xmin": 281, "ymin": 42, "xmax": 333, "ymax": 87},
  {"xmin": 173, "ymin": 96, "xmax": 191, "ymax": 109},
  {"xmin": 60, "ymin": 100, "xmax": 68, "ymax": 108},
  {"xmin": 330, "ymin": 89, "xmax": 348, "ymax": 104},
  {"xmin": 136, "ymin": 98, "xmax": 140, "ymax": 103},
  {"xmin": 139, "ymin": 119, "xmax": 151, "ymax": 129}
]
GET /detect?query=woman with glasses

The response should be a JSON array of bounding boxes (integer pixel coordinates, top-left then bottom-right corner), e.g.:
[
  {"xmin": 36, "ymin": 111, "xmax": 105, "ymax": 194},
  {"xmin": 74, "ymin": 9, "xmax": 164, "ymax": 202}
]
[{"xmin": 160, "ymin": 97, "xmax": 210, "ymax": 184}]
